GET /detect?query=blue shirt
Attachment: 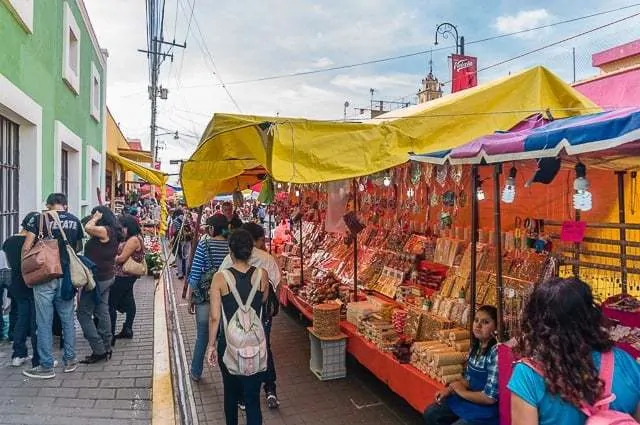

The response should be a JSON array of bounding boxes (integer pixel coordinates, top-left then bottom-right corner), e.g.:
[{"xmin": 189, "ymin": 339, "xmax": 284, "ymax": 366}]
[
  {"xmin": 508, "ymin": 348, "xmax": 640, "ymax": 425},
  {"xmin": 188, "ymin": 237, "xmax": 229, "ymax": 289}
]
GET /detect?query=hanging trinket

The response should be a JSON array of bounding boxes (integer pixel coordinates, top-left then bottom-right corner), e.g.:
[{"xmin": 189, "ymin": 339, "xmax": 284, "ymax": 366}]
[
  {"xmin": 423, "ymin": 163, "xmax": 434, "ymax": 184},
  {"xmin": 451, "ymin": 165, "xmax": 463, "ymax": 186},
  {"xmin": 436, "ymin": 164, "xmax": 448, "ymax": 187},
  {"xmin": 410, "ymin": 162, "xmax": 422, "ymax": 185}
]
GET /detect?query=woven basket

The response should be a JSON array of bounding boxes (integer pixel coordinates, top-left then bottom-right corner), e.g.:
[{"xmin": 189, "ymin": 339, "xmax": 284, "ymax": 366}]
[{"xmin": 312, "ymin": 303, "xmax": 341, "ymax": 338}]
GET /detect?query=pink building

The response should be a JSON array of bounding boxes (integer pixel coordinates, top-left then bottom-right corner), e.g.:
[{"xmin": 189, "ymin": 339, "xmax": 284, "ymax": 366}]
[{"xmin": 573, "ymin": 39, "xmax": 640, "ymax": 108}]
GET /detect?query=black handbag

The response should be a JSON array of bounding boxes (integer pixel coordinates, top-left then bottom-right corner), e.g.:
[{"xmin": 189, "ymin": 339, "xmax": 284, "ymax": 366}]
[{"xmin": 190, "ymin": 241, "xmax": 217, "ymax": 304}]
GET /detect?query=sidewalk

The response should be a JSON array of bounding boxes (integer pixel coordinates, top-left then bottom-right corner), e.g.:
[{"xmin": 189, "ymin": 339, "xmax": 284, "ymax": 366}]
[
  {"xmin": 0, "ymin": 277, "xmax": 156, "ymax": 425},
  {"xmin": 172, "ymin": 276, "xmax": 423, "ymax": 425}
]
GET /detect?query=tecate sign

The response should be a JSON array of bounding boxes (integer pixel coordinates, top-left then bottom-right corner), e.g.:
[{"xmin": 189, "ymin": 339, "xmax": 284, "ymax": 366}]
[{"xmin": 454, "ymin": 59, "xmax": 474, "ymax": 72}]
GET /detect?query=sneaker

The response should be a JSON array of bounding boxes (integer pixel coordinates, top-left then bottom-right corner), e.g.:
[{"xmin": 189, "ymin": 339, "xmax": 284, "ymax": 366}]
[
  {"xmin": 11, "ymin": 357, "xmax": 28, "ymax": 367},
  {"xmin": 22, "ymin": 366, "xmax": 55, "ymax": 379},
  {"xmin": 266, "ymin": 393, "xmax": 280, "ymax": 409},
  {"xmin": 63, "ymin": 360, "xmax": 78, "ymax": 373},
  {"xmin": 238, "ymin": 402, "xmax": 246, "ymax": 411},
  {"xmin": 53, "ymin": 360, "xmax": 59, "ymax": 368}
]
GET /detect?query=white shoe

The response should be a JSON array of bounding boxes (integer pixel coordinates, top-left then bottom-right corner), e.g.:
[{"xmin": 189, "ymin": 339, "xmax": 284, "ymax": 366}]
[
  {"xmin": 53, "ymin": 360, "xmax": 59, "ymax": 368},
  {"xmin": 11, "ymin": 357, "xmax": 28, "ymax": 367}
]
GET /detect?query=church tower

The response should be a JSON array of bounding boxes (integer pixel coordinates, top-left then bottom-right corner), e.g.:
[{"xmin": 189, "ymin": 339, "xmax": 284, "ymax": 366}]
[{"xmin": 417, "ymin": 59, "xmax": 443, "ymax": 103}]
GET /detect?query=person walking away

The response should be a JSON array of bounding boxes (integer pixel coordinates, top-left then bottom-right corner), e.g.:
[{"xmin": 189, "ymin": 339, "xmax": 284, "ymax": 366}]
[
  {"xmin": 423, "ymin": 305, "xmax": 499, "ymax": 425},
  {"xmin": 207, "ymin": 229, "xmax": 269, "ymax": 425},
  {"xmin": 22, "ymin": 193, "xmax": 83, "ymax": 378},
  {"xmin": 78, "ymin": 206, "xmax": 119, "ymax": 363},
  {"xmin": 171, "ymin": 208, "xmax": 192, "ymax": 280},
  {"xmin": 186, "ymin": 214, "xmax": 229, "ymax": 382},
  {"xmin": 508, "ymin": 277, "xmax": 640, "ymax": 425},
  {"xmin": 228, "ymin": 222, "xmax": 282, "ymax": 408},
  {"xmin": 3, "ymin": 212, "xmax": 40, "ymax": 367},
  {"xmin": 110, "ymin": 215, "xmax": 144, "ymax": 342}
]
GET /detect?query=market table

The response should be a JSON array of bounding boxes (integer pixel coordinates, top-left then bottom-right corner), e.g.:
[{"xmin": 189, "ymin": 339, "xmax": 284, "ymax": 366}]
[{"xmin": 282, "ymin": 285, "xmax": 442, "ymax": 413}]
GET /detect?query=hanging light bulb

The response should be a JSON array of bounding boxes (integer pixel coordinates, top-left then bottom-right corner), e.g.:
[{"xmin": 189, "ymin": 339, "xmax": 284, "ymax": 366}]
[
  {"xmin": 358, "ymin": 183, "xmax": 365, "ymax": 192},
  {"xmin": 383, "ymin": 176, "xmax": 391, "ymax": 187},
  {"xmin": 476, "ymin": 180, "xmax": 486, "ymax": 201},
  {"xmin": 502, "ymin": 166, "xmax": 517, "ymax": 203},
  {"xmin": 277, "ymin": 182, "xmax": 283, "ymax": 189},
  {"xmin": 295, "ymin": 189, "xmax": 300, "ymax": 197},
  {"xmin": 573, "ymin": 162, "xmax": 592, "ymax": 211},
  {"xmin": 407, "ymin": 187, "xmax": 415, "ymax": 198}
]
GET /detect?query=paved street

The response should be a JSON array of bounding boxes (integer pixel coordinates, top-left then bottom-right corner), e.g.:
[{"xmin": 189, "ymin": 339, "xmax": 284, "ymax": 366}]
[
  {"xmin": 0, "ymin": 277, "xmax": 155, "ymax": 425},
  {"xmin": 172, "ymin": 275, "xmax": 423, "ymax": 425}
]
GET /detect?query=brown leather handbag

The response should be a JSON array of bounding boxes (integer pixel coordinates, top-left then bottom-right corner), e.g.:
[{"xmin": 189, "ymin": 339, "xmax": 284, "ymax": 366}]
[{"xmin": 21, "ymin": 212, "xmax": 63, "ymax": 287}]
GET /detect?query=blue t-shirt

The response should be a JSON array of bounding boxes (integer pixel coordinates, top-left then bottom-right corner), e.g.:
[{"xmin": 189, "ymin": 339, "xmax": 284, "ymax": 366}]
[{"xmin": 508, "ymin": 348, "xmax": 640, "ymax": 425}]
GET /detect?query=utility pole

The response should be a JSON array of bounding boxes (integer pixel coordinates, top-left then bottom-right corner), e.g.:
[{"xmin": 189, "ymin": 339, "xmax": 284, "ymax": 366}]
[{"xmin": 139, "ymin": 0, "xmax": 185, "ymax": 169}]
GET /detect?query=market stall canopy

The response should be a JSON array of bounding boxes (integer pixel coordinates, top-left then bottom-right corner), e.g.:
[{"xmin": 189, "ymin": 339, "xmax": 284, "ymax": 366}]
[
  {"xmin": 181, "ymin": 66, "xmax": 597, "ymax": 207},
  {"xmin": 106, "ymin": 152, "xmax": 168, "ymax": 187},
  {"xmin": 410, "ymin": 107, "xmax": 640, "ymax": 166}
]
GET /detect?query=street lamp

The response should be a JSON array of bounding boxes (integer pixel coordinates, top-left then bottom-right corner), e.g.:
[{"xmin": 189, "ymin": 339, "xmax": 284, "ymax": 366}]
[
  {"xmin": 435, "ymin": 22, "xmax": 464, "ymax": 55},
  {"xmin": 343, "ymin": 101, "xmax": 350, "ymax": 121}
]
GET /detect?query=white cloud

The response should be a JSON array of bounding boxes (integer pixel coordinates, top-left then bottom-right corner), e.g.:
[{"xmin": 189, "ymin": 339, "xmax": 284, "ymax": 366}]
[
  {"xmin": 312, "ymin": 57, "xmax": 334, "ymax": 68},
  {"xmin": 493, "ymin": 9, "xmax": 553, "ymax": 39},
  {"xmin": 331, "ymin": 73, "xmax": 420, "ymax": 92}
]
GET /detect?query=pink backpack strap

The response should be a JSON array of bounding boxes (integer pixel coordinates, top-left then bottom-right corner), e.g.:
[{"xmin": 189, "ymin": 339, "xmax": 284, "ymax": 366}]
[
  {"xmin": 580, "ymin": 351, "xmax": 617, "ymax": 416},
  {"xmin": 519, "ymin": 358, "xmax": 545, "ymax": 376}
]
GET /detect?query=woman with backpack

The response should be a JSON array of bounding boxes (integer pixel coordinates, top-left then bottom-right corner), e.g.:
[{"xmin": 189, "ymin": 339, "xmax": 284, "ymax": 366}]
[
  {"xmin": 186, "ymin": 214, "xmax": 229, "ymax": 382},
  {"xmin": 508, "ymin": 277, "xmax": 640, "ymax": 425},
  {"xmin": 207, "ymin": 229, "xmax": 269, "ymax": 425}
]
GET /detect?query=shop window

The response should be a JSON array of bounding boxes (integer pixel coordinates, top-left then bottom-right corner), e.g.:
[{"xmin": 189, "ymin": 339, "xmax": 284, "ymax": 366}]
[
  {"xmin": 62, "ymin": 2, "xmax": 81, "ymax": 94},
  {"xmin": 61, "ymin": 149, "xmax": 69, "ymax": 196}
]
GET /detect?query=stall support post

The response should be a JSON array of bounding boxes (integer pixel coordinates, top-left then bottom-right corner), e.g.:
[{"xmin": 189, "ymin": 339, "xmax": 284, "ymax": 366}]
[
  {"xmin": 493, "ymin": 164, "xmax": 504, "ymax": 340},
  {"xmin": 469, "ymin": 165, "xmax": 479, "ymax": 335},
  {"xmin": 268, "ymin": 207, "xmax": 272, "ymax": 255},
  {"xmin": 352, "ymin": 179, "xmax": 359, "ymax": 301},
  {"xmin": 573, "ymin": 209, "xmax": 581, "ymax": 277},
  {"xmin": 616, "ymin": 171, "xmax": 628, "ymax": 294},
  {"xmin": 299, "ymin": 216, "xmax": 304, "ymax": 286}
]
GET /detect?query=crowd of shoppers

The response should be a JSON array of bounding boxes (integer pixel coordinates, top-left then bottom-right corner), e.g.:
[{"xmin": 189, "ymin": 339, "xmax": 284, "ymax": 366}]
[{"xmin": 0, "ymin": 193, "xmax": 144, "ymax": 379}]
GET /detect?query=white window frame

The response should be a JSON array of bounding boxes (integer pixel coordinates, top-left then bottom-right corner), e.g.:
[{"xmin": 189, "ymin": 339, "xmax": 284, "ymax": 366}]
[
  {"xmin": 90, "ymin": 62, "xmax": 101, "ymax": 121},
  {"xmin": 85, "ymin": 145, "xmax": 101, "ymax": 209},
  {"xmin": 54, "ymin": 121, "xmax": 82, "ymax": 215},
  {"xmin": 2, "ymin": 0, "xmax": 34, "ymax": 33},
  {"xmin": 0, "ymin": 73, "xmax": 42, "ymax": 217},
  {"xmin": 62, "ymin": 1, "xmax": 81, "ymax": 95}
]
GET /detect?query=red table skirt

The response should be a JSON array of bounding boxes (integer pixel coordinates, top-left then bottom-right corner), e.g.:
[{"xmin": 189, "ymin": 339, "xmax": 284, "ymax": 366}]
[{"xmin": 283, "ymin": 286, "xmax": 442, "ymax": 413}]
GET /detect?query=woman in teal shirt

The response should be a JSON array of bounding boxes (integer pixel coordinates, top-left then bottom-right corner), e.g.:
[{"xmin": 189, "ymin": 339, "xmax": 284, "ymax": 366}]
[{"xmin": 508, "ymin": 277, "xmax": 640, "ymax": 425}]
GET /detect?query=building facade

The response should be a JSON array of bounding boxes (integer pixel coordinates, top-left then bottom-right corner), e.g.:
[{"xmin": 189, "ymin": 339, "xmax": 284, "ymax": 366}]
[{"xmin": 0, "ymin": 0, "xmax": 107, "ymax": 241}]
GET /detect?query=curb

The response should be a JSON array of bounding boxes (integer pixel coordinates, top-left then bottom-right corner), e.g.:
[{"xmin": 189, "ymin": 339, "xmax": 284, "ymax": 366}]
[{"xmin": 152, "ymin": 271, "xmax": 176, "ymax": 425}]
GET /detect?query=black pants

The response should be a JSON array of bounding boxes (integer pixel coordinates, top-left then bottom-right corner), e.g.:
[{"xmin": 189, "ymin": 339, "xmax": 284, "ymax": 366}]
[
  {"xmin": 218, "ymin": 346, "xmax": 263, "ymax": 425},
  {"xmin": 109, "ymin": 276, "xmax": 137, "ymax": 334},
  {"xmin": 423, "ymin": 401, "xmax": 471, "ymax": 425},
  {"xmin": 263, "ymin": 318, "xmax": 277, "ymax": 395}
]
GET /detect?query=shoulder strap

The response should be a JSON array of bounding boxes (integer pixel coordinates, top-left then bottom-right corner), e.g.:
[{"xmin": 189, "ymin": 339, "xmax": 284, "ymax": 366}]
[
  {"xmin": 579, "ymin": 351, "xmax": 617, "ymax": 416},
  {"xmin": 518, "ymin": 358, "xmax": 545, "ymax": 376},
  {"xmin": 221, "ymin": 269, "xmax": 245, "ymax": 312},
  {"xmin": 47, "ymin": 211, "xmax": 69, "ymax": 243}
]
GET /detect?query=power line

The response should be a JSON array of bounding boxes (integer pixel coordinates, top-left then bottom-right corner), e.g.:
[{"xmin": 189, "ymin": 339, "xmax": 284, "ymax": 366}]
[{"xmin": 180, "ymin": 3, "xmax": 640, "ymax": 88}]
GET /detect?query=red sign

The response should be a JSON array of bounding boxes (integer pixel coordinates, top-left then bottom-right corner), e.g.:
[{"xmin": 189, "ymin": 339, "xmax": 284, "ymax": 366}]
[{"xmin": 451, "ymin": 54, "xmax": 478, "ymax": 93}]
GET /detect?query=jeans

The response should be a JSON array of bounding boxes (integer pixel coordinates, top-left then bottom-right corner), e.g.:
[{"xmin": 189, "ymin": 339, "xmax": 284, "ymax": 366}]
[
  {"xmin": 263, "ymin": 318, "xmax": 277, "ymax": 395},
  {"xmin": 77, "ymin": 278, "xmax": 113, "ymax": 356},
  {"xmin": 12, "ymin": 296, "xmax": 39, "ymax": 366},
  {"xmin": 218, "ymin": 345, "xmax": 263, "ymax": 425},
  {"xmin": 423, "ymin": 401, "xmax": 471, "ymax": 425},
  {"xmin": 33, "ymin": 279, "xmax": 76, "ymax": 368},
  {"xmin": 190, "ymin": 302, "xmax": 210, "ymax": 379},
  {"xmin": 109, "ymin": 276, "xmax": 137, "ymax": 334}
]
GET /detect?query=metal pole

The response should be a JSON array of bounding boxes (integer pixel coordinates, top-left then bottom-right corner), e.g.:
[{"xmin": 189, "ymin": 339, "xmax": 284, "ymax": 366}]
[
  {"xmin": 299, "ymin": 214, "xmax": 304, "ymax": 286},
  {"xmin": 493, "ymin": 164, "xmax": 504, "ymax": 340},
  {"xmin": 268, "ymin": 207, "xmax": 272, "ymax": 255},
  {"xmin": 469, "ymin": 165, "xmax": 479, "ymax": 335},
  {"xmin": 460, "ymin": 36, "xmax": 465, "ymax": 55},
  {"xmin": 616, "ymin": 171, "xmax": 628, "ymax": 293},
  {"xmin": 352, "ymin": 179, "xmax": 358, "ymax": 301},
  {"xmin": 572, "ymin": 47, "xmax": 576, "ymax": 83}
]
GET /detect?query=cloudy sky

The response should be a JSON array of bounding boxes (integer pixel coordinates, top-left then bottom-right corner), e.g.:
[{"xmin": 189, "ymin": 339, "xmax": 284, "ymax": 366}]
[{"xmin": 83, "ymin": 0, "xmax": 640, "ymax": 178}]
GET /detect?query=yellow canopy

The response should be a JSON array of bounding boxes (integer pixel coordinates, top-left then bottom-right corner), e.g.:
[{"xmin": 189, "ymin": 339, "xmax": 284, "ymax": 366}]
[
  {"xmin": 181, "ymin": 66, "xmax": 598, "ymax": 207},
  {"xmin": 106, "ymin": 152, "xmax": 167, "ymax": 187}
]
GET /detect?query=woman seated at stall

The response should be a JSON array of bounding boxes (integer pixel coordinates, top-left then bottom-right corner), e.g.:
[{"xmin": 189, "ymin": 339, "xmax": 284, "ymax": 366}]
[
  {"xmin": 423, "ymin": 305, "xmax": 499, "ymax": 425},
  {"xmin": 508, "ymin": 277, "xmax": 640, "ymax": 425}
]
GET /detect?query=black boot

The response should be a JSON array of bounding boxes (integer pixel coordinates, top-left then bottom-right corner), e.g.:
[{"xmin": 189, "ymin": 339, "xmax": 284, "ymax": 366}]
[
  {"xmin": 80, "ymin": 352, "xmax": 109, "ymax": 364},
  {"xmin": 115, "ymin": 328, "xmax": 134, "ymax": 339}
]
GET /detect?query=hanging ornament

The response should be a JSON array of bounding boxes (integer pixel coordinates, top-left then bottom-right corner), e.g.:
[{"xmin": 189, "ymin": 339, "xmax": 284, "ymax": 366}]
[
  {"xmin": 442, "ymin": 191, "xmax": 456, "ymax": 207},
  {"xmin": 436, "ymin": 164, "xmax": 448, "ymax": 187},
  {"xmin": 451, "ymin": 165, "xmax": 463, "ymax": 185},
  {"xmin": 423, "ymin": 163, "xmax": 434, "ymax": 184},
  {"xmin": 457, "ymin": 190, "xmax": 467, "ymax": 208},
  {"xmin": 430, "ymin": 191, "xmax": 440, "ymax": 207}
]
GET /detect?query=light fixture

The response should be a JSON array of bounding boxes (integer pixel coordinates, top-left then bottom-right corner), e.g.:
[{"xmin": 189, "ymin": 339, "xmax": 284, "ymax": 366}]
[
  {"xmin": 358, "ymin": 183, "xmax": 365, "ymax": 192},
  {"xmin": 502, "ymin": 166, "xmax": 517, "ymax": 203},
  {"xmin": 476, "ymin": 180, "xmax": 486, "ymax": 201},
  {"xmin": 573, "ymin": 162, "xmax": 592, "ymax": 211},
  {"xmin": 295, "ymin": 189, "xmax": 300, "ymax": 197},
  {"xmin": 383, "ymin": 176, "xmax": 391, "ymax": 187},
  {"xmin": 407, "ymin": 187, "xmax": 415, "ymax": 198},
  {"xmin": 277, "ymin": 183, "xmax": 282, "ymax": 189}
]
